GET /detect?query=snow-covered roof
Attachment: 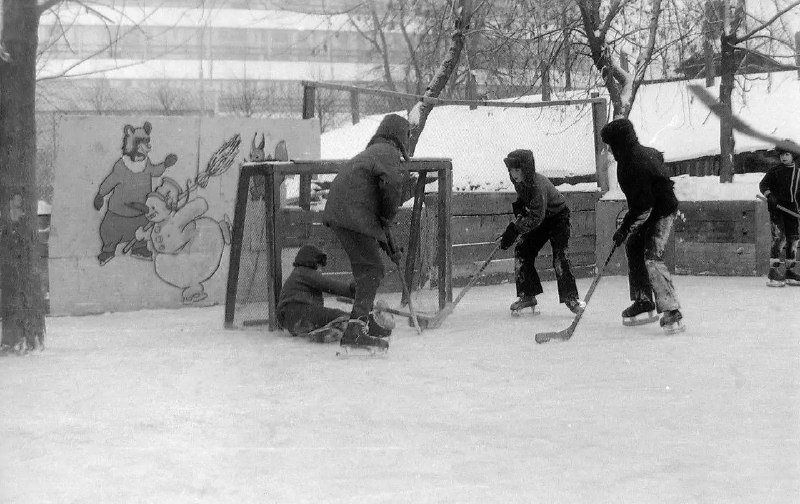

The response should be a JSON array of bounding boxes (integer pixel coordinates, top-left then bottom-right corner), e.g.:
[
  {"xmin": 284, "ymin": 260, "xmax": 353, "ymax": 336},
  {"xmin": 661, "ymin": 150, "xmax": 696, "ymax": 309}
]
[{"xmin": 319, "ymin": 71, "xmax": 800, "ymax": 193}]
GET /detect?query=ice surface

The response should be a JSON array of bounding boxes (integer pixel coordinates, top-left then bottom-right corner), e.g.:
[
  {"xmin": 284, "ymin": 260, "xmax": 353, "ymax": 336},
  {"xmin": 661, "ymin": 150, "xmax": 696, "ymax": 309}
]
[{"xmin": 2, "ymin": 275, "xmax": 798, "ymax": 503}]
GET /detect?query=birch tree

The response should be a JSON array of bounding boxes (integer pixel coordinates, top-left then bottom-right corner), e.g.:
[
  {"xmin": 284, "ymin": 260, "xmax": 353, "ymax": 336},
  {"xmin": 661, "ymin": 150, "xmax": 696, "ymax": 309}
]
[{"xmin": 576, "ymin": 0, "xmax": 665, "ymax": 118}]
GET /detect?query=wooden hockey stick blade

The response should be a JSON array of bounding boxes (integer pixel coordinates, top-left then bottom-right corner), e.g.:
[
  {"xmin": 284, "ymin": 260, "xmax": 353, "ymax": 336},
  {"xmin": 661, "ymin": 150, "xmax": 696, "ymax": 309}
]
[
  {"xmin": 534, "ymin": 244, "xmax": 618, "ymax": 344},
  {"xmin": 424, "ymin": 302, "xmax": 455, "ymax": 329},
  {"xmin": 756, "ymin": 194, "xmax": 800, "ymax": 218},
  {"xmin": 334, "ymin": 297, "xmax": 434, "ymax": 328},
  {"xmin": 688, "ymin": 84, "xmax": 800, "ymax": 155}
]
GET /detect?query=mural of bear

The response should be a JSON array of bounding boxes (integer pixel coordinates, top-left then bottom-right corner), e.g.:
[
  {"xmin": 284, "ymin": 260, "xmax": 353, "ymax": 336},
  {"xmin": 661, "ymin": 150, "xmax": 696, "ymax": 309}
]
[{"xmin": 93, "ymin": 121, "xmax": 177, "ymax": 265}]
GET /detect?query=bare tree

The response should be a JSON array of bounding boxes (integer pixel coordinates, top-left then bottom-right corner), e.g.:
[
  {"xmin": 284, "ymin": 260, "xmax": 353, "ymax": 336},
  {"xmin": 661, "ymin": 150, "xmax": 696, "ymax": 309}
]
[
  {"xmin": 576, "ymin": 0, "xmax": 665, "ymax": 118},
  {"xmin": 0, "ymin": 0, "xmax": 53, "ymax": 353},
  {"xmin": 224, "ymin": 78, "xmax": 273, "ymax": 118},
  {"xmin": 408, "ymin": 0, "xmax": 475, "ymax": 154},
  {"xmin": 152, "ymin": 81, "xmax": 192, "ymax": 115},
  {"xmin": 711, "ymin": 0, "xmax": 800, "ymax": 181}
]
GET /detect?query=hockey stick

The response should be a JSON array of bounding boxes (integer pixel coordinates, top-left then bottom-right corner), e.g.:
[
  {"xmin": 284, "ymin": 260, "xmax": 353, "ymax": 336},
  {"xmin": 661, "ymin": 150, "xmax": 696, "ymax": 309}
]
[
  {"xmin": 756, "ymin": 194, "xmax": 800, "ymax": 218},
  {"xmin": 426, "ymin": 240, "xmax": 505, "ymax": 330},
  {"xmin": 335, "ymin": 296, "xmax": 435, "ymax": 329},
  {"xmin": 688, "ymin": 84, "xmax": 800, "ymax": 156},
  {"xmin": 386, "ymin": 229, "xmax": 423, "ymax": 334},
  {"xmin": 534, "ymin": 243, "xmax": 619, "ymax": 344}
]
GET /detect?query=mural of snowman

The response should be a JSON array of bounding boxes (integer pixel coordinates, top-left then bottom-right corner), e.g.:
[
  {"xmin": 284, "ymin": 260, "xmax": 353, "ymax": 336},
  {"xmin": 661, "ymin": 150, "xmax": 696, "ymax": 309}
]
[{"xmin": 134, "ymin": 177, "xmax": 231, "ymax": 303}]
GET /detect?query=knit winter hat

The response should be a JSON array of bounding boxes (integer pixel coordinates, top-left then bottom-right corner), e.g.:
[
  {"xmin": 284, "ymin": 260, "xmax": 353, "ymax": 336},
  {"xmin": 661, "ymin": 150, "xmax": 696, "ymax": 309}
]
[
  {"xmin": 504, "ymin": 149, "xmax": 536, "ymax": 172},
  {"xmin": 293, "ymin": 244, "xmax": 327, "ymax": 269},
  {"xmin": 370, "ymin": 113, "xmax": 411, "ymax": 160}
]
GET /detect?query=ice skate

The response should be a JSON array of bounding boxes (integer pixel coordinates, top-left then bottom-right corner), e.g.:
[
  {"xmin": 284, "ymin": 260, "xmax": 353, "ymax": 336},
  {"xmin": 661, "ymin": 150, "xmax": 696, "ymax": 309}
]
[
  {"xmin": 767, "ymin": 259, "xmax": 786, "ymax": 287},
  {"xmin": 368, "ymin": 299, "xmax": 395, "ymax": 338},
  {"xmin": 565, "ymin": 297, "xmax": 586, "ymax": 315},
  {"xmin": 305, "ymin": 316, "xmax": 349, "ymax": 343},
  {"xmin": 659, "ymin": 309, "xmax": 686, "ymax": 335},
  {"xmin": 621, "ymin": 300, "xmax": 659, "ymax": 326},
  {"xmin": 510, "ymin": 296, "xmax": 539, "ymax": 317},
  {"xmin": 785, "ymin": 267, "xmax": 800, "ymax": 286},
  {"xmin": 336, "ymin": 319, "xmax": 389, "ymax": 357}
]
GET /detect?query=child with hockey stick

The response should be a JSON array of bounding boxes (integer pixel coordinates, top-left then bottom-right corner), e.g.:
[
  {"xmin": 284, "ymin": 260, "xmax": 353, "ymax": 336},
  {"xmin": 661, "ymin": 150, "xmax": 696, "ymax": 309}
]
[
  {"xmin": 322, "ymin": 113, "xmax": 411, "ymax": 353},
  {"xmin": 277, "ymin": 245, "xmax": 354, "ymax": 343},
  {"xmin": 600, "ymin": 118, "xmax": 685, "ymax": 334},
  {"xmin": 759, "ymin": 142, "xmax": 800, "ymax": 287},
  {"xmin": 498, "ymin": 149, "xmax": 585, "ymax": 316}
]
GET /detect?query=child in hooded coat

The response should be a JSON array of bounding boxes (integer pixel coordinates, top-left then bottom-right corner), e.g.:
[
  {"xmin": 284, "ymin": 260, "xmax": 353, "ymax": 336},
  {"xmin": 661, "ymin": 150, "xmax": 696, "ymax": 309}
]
[
  {"xmin": 498, "ymin": 149, "xmax": 584, "ymax": 315},
  {"xmin": 600, "ymin": 118, "xmax": 683, "ymax": 332},
  {"xmin": 759, "ymin": 143, "xmax": 800, "ymax": 286},
  {"xmin": 323, "ymin": 113, "xmax": 411, "ymax": 350},
  {"xmin": 277, "ymin": 244, "xmax": 354, "ymax": 342}
]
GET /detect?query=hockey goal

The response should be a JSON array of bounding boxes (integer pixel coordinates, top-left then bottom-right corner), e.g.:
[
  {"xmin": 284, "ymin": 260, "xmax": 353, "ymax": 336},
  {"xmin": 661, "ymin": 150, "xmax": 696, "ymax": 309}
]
[{"xmin": 224, "ymin": 158, "xmax": 453, "ymax": 330}]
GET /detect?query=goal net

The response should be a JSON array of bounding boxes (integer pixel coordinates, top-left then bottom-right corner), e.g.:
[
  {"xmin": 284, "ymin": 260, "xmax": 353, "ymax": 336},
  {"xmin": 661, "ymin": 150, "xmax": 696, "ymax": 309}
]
[{"xmin": 224, "ymin": 160, "xmax": 452, "ymax": 330}]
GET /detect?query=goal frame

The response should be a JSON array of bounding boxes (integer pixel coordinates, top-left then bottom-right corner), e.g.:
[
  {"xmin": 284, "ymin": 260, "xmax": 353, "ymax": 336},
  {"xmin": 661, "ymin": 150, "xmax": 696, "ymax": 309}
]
[{"xmin": 224, "ymin": 158, "xmax": 453, "ymax": 330}]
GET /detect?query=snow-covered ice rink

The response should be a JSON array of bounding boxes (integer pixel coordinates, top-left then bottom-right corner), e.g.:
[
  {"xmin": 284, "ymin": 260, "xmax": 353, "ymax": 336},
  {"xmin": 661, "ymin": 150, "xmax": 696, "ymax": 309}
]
[{"xmin": 1, "ymin": 275, "xmax": 798, "ymax": 503}]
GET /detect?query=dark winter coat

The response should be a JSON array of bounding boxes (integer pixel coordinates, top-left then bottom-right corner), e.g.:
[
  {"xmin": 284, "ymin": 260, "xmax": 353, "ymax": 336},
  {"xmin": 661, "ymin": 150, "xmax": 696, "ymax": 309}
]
[
  {"xmin": 506, "ymin": 150, "xmax": 567, "ymax": 234},
  {"xmin": 600, "ymin": 118, "xmax": 679, "ymax": 235},
  {"xmin": 323, "ymin": 114, "xmax": 410, "ymax": 241},
  {"xmin": 759, "ymin": 162, "xmax": 800, "ymax": 208},
  {"xmin": 277, "ymin": 245, "xmax": 354, "ymax": 312}
]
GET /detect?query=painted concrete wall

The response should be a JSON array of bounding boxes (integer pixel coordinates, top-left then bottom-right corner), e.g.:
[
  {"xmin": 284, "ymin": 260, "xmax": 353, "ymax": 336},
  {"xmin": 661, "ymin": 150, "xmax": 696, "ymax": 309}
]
[{"xmin": 49, "ymin": 115, "xmax": 319, "ymax": 316}]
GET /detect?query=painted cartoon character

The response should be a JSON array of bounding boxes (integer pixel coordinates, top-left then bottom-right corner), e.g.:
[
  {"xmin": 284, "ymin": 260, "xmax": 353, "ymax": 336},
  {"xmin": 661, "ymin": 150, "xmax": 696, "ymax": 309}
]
[
  {"xmin": 93, "ymin": 121, "xmax": 177, "ymax": 265},
  {"xmin": 134, "ymin": 178, "xmax": 231, "ymax": 304}
]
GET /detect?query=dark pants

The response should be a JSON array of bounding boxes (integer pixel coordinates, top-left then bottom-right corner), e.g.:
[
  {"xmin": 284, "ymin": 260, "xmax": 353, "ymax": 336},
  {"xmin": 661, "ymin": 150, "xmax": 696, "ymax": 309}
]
[
  {"xmin": 515, "ymin": 209, "xmax": 579, "ymax": 303},
  {"xmin": 331, "ymin": 226, "xmax": 385, "ymax": 320},
  {"xmin": 278, "ymin": 302, "xmax": 348, "ymax": 336},
  {"xmin": 625, "ymin": 212, "xmax": 679, "ymax": 312},
  {"xmin": 769, "ymin": 209, "xmax": 799, "ymax": 260}
]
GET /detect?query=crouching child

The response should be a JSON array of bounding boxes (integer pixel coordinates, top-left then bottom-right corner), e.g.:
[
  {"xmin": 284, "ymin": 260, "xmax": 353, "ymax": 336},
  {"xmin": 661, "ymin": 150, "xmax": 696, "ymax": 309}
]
[{"xmin": 277, "ymin": 245, "xmax": 354, "ymax": 343}]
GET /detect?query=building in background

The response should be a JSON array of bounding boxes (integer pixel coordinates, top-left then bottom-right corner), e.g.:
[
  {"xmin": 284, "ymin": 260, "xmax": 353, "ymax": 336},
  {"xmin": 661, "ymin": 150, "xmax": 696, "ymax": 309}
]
[{"xmin": 36, "ymin": 0, "xmax": 404, "ymax": 117}]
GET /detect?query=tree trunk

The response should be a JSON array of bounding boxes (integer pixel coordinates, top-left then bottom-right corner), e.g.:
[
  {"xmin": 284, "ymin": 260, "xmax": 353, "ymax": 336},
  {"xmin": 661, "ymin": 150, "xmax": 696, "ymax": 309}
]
[
  {"xmin": 0, "ymin": 0, "xmax": 46, "ymax": 352},
  {"xmin": 408, "ymin": 0, "xmax": 472, "ymax": 155},
  {"xmin": 718, "ymin": 33, "xmax": 736, "ymax": 183}
]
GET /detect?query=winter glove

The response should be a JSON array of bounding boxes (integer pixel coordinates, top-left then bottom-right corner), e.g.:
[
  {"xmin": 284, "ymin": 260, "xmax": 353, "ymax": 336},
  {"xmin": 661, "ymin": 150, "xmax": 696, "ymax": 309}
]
[
  {"xmin": 93, "ymin": 194, "xmax": 104, "ymax": 211},
  {"xmin": 499, "ymin": 223, "xmax": 519, "ymax": 250},
  {"xmin": 612, "ymin": 227, "xmax": 628, "ymax": 247},
  {"xmin": 511, "ymin": 199, "xmax": 526, "ymax": 217},
  {"xmin": 766, "ymin": 193, "xmax": 778, "ymax": 212},
  {"xmin": 379, "ymin": 240, "xmax": 403, "ymax": 264},
  {"xmin": 164, "ymin": 153, "xmax": 178, "ymax": 168}
]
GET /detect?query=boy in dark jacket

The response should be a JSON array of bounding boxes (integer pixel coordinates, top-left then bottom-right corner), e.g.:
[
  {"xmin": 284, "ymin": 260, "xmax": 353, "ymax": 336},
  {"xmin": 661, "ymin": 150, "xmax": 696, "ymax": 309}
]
[
  {"xmin": 601, "ymin": 118, "xmax": 684, "ymax": 334},
  {"xmin": 323, "ymin": 113, "xmax": 411, "ymax": 352},
  {"xmin": 277, "ymin": 245, "xmax": 354, "ymax": 343},
  {"xmin": 498, "ymin": 149, "xmax": 585, "ymax": 315},
  {"xmin": 759, "ymin": 144, "xmax": 800, "ymax": 287}
]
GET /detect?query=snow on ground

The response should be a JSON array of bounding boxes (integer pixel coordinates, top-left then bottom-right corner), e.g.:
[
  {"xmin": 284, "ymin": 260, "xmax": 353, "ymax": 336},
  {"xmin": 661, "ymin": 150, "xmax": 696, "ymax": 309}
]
[{"xmin": 2, "ymin": 275, "xmax": 798, "ymax": 503}]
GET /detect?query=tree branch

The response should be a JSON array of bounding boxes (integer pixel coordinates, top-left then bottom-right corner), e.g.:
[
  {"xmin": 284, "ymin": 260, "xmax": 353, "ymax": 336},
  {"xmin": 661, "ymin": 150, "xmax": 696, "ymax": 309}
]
[
  {"xmin": 38, "ymin": 0, "xmax": 63, "ymax": 16},
  {"xmin": 733, "ymin": 0, "xmax": 800, "ymax": 43}
]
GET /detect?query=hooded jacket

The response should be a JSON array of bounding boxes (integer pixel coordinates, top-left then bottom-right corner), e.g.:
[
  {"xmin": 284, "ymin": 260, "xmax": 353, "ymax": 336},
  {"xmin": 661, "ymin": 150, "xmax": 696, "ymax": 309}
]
[
  {"xmin": 759, "ymin": 156, "xmax": 800, "ymax": 210},
  {"xmin": 505, "ymin": 149, "xmax": 567, "ymax": 234},
  {"xmin": 277, "ymin": 245, "xmax": 354, "ymax": 312},
  {"xmin": 323, "ymin": 114, "xmax": 410, "ymax": 241},
  {"xmin": 600, "ymin": 118, "xmax": 679, "ymax": 235}
]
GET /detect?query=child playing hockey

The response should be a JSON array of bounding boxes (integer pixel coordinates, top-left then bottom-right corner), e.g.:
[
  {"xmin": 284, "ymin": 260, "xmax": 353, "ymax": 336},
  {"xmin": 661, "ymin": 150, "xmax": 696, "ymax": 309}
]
[
  {"xmin": 759, "ymin": 142, "xmax": 800, "ymax": 287},
  {"xmin": 498, "ymin": 149, "xmax": 585, "ymax": 316},
  {"xmin": 600, "ymin": 118, "xmax": 685, "ymax": 334},
  {"xmin": 277, "ymin": 245, "xmax": 354, "ymax": 343},
  {"xmin": 323, "ymin": 113, "xmax": 411, "ymax": 353}
]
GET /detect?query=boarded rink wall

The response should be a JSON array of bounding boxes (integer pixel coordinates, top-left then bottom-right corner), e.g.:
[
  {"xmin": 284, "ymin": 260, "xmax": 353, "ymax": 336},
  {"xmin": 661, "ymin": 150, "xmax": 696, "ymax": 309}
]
[
  {"xmin": 595, "ymin": 199, "xmax": 771, "ymax": 276},
  {"xmin": 278, "ymin": 190, "xmax": 601, "ymax": 300},
  {"xmin": 426, "ymin": 191, "xmax": 602, "ymax": 287}
]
